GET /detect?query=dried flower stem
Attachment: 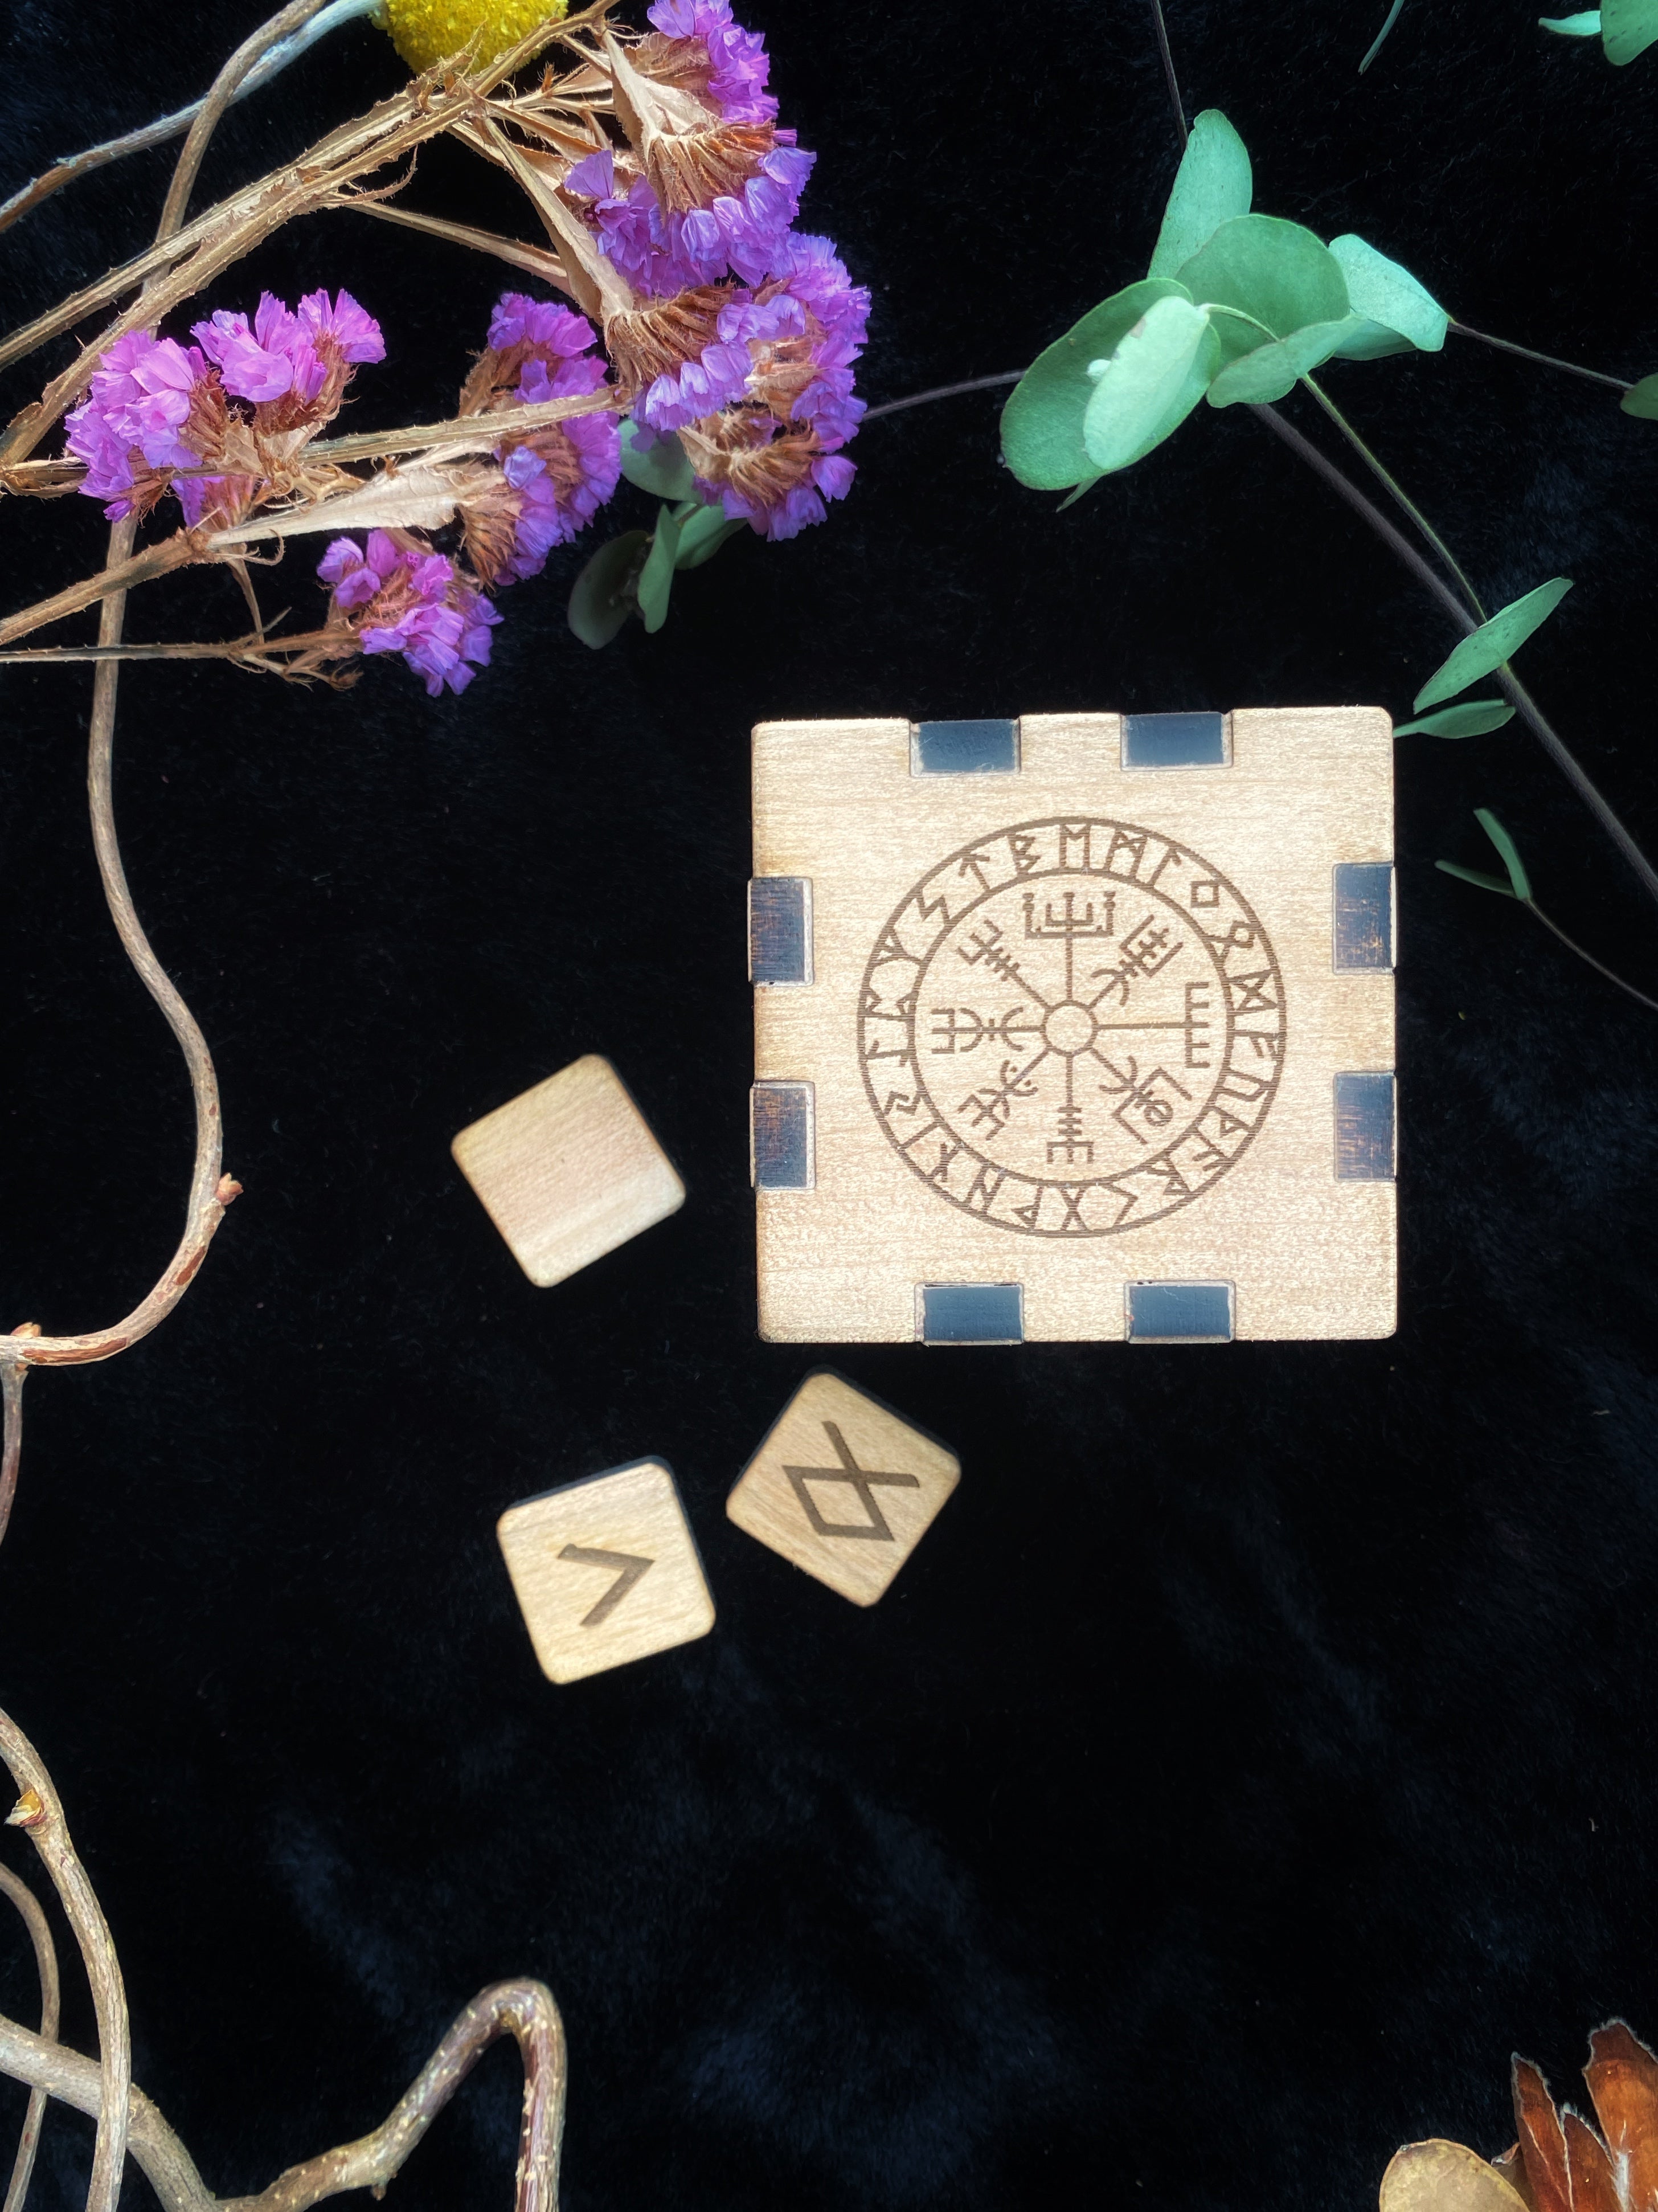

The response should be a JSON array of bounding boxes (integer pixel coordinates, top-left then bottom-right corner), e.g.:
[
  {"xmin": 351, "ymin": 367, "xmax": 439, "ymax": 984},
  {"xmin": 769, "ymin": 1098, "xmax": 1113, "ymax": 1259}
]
[
  {"xmin": 0, "ymin": 0, "xmax": 619, "ymax": 463},
  {"xmin": 0, "ymin": 1859, "xmax": 58, "ymax": 2212},
  {"xmin": 0, "ymin": 0, "xmax": 386, "ymax": 238},
  {"xmin": 0, "ymin": 1710, "xmax": 130, "ymax": 2212},
  {"xmin": 339, "ymin": 198, "xmax": 571, "ymax": 289}
]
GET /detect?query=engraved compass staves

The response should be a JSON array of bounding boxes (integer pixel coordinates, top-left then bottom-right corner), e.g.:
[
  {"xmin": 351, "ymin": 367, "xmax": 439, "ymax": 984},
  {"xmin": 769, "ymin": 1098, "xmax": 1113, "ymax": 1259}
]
[{"xmin": 858, "ymin": 817, "xmax": 1287, "ymax": 1237}]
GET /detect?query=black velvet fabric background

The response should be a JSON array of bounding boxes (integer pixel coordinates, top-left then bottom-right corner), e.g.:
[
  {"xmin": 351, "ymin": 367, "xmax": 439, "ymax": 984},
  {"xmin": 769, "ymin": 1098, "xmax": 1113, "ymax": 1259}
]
[{"xmin": 2, "ymin": 0, "xmax": 1657, "ymax": 2202}]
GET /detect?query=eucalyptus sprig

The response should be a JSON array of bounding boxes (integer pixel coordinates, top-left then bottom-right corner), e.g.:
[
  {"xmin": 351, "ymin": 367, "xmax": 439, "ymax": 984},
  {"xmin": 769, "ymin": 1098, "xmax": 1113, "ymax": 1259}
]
[{"xmin": 995, "ymin": 101, "xmax": 1658, "ymax": 1007}]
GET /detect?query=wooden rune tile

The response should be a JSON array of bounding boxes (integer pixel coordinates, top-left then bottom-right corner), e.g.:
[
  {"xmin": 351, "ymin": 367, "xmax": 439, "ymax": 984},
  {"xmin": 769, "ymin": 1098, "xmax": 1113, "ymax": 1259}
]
[
  {"xmin": 750, "ymin": 709, "xmax": 1397, "ymax": 1343},
  {"xmin": 452, "ymin": 1054, "xmax": 685, "ymax": 1289},
  {"xmin": 498, "ymin": 1458, "xmax": 715, "ymax": 1683},
  {"xmin": 727, "ymin": 1371, "xmax": 960, "ymax": 1606}
]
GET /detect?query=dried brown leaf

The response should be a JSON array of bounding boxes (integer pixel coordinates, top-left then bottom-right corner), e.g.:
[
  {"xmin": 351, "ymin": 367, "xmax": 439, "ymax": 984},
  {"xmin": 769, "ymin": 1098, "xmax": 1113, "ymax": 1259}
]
[
  {"xmin": 1381, "ymin": 2141, "xmax": 1535, "ymax": 2212},
  {"xmin": 1563, "ymin": 2111, "xmax": 1623, "ymax": 2212},
  {"xmin": 1587, "ymin": 2023, "xmax": 1658, "ymax": 2212},
  {"xmin": 1493, "ymin": 2146, "xmax": 1537, "ymax": 2212},
  {"xmin": 1514, "ymin": 2059, "xmax": 1574, "ymax": 2212}
]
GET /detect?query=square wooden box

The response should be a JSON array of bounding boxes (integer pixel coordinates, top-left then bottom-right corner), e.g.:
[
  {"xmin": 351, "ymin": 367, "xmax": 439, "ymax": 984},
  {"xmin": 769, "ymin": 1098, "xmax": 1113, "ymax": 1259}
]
[{"xmin": 749, "ymin": 710, "xmax": 1395, "ymax": 1344}]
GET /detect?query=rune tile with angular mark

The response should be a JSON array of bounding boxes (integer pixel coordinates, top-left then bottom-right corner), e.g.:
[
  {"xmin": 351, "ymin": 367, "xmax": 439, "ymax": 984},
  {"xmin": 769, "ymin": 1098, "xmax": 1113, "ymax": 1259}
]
[
  {"xmin": 497, "ymin": 1458, "xmax": 714, "ymax": 1683},
  {"xmin": 727, "ymin": 1371, "xmax": 960, "ymax": 1606}
]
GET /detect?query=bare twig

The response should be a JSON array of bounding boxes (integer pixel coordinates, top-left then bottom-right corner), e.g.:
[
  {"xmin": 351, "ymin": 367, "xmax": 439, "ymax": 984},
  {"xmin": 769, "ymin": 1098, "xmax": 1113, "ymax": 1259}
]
[
  {"xmin": 0, "ymin": 1979, "xmax": 566, "ymax": 2212},
  {"xmin": 0, "ymin": 1713, "xmax": 129, "ymax": 2212},
  {"xmin": 161, "ymin": 0, "xmax": 337, "ymax": 239},
  {"xmin": 0, "ymin": 0, "xmax": 617, "ymax": 432},
  {"xmin": 339, "ymin": 198, "xmax": 572, "ymax": 289},
  {"xmin": 227, "ymin": 1981, "xmax": 567, "ymax": 2212},
  {"xmin": 0, "ymin": 0, "xmax": 386, "ymax": 238},
  {"xmin": 0, "ymin": 1859, "xmax": 59, "ymax": 2212},
  {"xmin": 0, "ymin": 2017, "xmax": 213, "ymax": 2212}
]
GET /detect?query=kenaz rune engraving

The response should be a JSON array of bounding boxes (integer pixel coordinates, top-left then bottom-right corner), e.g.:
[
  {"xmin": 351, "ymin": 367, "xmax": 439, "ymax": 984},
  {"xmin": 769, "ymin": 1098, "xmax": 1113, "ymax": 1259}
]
[
  {"xmin": 783, "ymin": 1421, "xmax": 922, "ymax": 1542},
  {"xmin": 859, "ymin": 818, "xmax": 1287, "ymax": 1234}
]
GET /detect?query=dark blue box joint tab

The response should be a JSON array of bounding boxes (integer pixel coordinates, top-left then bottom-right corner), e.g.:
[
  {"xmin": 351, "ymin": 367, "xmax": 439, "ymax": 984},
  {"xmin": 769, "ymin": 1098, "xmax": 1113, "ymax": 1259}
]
[
  {"xmin": 1127, "ymin": 1281, "xmax": 1234, "ymax": 1343},
  {"xmin": 751, "ymin": 1082, "xmax": 814, "ymax": 1191},
  {"xmin": 912, "ymin": 719, "xmax": 1021, "ymax": 775},
  {"xmin": 1333, "ymin": 862, "xmax": 1395, "ymax": 971},
  {"xmin": 1334, "ymin": 1072, "xmax": 1396, "ymax": 1180},
  {"xmin": 1122, "ymin": 711, "xmax": 1229, "ymax": 769},
  {"xmin": 920, "ymin": 1283, "xmax": 1024, "ymax": 1345},
  {"xmin": 748, "ymin": 877, "xmax": 812, "ymax": 986}
]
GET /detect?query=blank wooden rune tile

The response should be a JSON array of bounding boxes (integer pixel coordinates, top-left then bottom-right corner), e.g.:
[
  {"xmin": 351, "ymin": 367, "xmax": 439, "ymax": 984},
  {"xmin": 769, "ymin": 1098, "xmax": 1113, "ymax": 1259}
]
[
  {"xmin": 727, "ymin": 1371, "xmax": 960, "ymax": 1606},
  {"xmin": 452, "ymin": 1054, "xmax": 685, "ymax": 1289},
  {"xmin": 750, "ymin": 710, "xmax": 1396, "ymax": 1344},
  {"xmin": 498, "ymin": 1458, "xmax": 715, "ymax": 1683}
]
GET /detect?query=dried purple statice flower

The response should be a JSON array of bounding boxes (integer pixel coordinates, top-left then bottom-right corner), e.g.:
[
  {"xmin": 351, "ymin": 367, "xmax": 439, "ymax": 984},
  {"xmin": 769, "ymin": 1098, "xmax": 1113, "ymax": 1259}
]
[
  {"xmin": 193, "ymin": 288, "xmax": 383, "ymax": 417},
  {"xmin": 457, "ymin": 294, "xmax": 621, "ymax": 586},
  {"xmin": 62, "ymin": 331, "xmax": 222, "ymax": 521},
  {"xmin": 317, "ymin": 530, "xmax": 500, "ymax": 697}
]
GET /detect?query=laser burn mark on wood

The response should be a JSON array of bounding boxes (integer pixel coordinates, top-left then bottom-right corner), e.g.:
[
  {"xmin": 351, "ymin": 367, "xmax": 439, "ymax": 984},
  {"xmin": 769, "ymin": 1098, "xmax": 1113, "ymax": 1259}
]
[
  {"xmin": 781, "ymin": 1420, "xmax": 921, "ymax": 1542},
  {"xmin": 557, "ymin": 1542, "xmax": 654, "ymax": 1628}
]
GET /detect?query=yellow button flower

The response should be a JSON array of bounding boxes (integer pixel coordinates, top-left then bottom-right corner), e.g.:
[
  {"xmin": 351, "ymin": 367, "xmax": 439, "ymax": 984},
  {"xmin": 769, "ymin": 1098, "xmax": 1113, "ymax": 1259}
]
[{"xmin": 382, "ymin": 0, "xmax": 567, "ymax": 73}]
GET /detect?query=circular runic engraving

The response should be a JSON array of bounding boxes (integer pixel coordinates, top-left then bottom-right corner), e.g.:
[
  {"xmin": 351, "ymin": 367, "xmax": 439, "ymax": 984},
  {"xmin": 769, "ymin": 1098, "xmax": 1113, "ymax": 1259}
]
[{"xmin": 859, "ymin": 817, "xmax": 1287, "ymax": 1235}]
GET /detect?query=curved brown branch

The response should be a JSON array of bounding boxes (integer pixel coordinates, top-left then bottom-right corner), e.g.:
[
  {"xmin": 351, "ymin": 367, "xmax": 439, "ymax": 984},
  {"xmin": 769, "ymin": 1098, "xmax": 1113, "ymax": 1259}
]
[
  {"xmin": 161, "ymin": 0, "xmax": 337, "ymax": 239},
  {"xmin": 0, "ymin": 1859, "xmax": 60, "ymax": 2212},
  {"xmin": 0, "ymin": 1979, "xmax": 565, "ymax": 2212},
  {"xmin": 227, "ymin": 1980, "xmax": 567, "ymax": 2212},
  {"xmin": 0, "ymin": 1712, "xmax": 129, "ymax": 2212}
]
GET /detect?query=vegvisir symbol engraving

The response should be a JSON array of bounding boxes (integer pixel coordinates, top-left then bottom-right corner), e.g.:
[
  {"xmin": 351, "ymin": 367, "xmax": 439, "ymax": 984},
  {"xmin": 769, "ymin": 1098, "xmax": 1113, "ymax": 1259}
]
[
  {"xmin": 859, "ymin": 817, "xmax": 1287, "ymax": 1235},
  {"xmin": 783, "ymin": 1421, "xmax": 922, "ymax": 1542}
]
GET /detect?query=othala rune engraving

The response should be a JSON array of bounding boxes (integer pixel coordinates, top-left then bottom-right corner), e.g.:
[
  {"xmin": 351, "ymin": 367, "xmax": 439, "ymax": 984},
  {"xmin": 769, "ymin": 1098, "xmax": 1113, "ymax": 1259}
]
[{"xmin": 859, "ymin": 817, "xmax": 1287, "ymax": 1235}]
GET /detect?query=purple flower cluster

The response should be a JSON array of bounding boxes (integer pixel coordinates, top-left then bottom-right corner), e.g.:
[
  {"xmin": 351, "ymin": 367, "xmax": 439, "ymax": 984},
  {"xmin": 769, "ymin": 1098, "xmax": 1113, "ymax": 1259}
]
[
  {"xmin": 318, "ymin": 531, "xmax": 500, "ymax": 697},
  {"xmin": 63, "ymin": 332, "xmax": 212, "ymax": 520},
  {"xmin": 64, "ymin": 291, "xmax": 384, "ymax": 525},
  {"xmin": 564, "ymin": 0, "xmax": 866, "ymax": 539},
  {"xmin": 484, "ymin": 296, "xmax": 621, "ymax": 584},
  {"xmin": 192, "ymin": 289, "xmax": 382, "ymax": 406}
]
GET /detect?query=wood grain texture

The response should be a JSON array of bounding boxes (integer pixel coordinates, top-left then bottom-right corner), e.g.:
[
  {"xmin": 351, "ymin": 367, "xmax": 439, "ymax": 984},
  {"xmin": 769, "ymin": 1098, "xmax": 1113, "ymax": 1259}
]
[
  {"xmin": 752, "ymin": 711, "xmax": 1395, "ymax": 1342},
  {"xmin": 452, "ymin": 1053, "xmax": 685, "ymax": 1289},
  {"xmin": 726, "ymin": 1370, "xmax": 960, "ymax": 1606},
  {"xmin": 497, "ymin": 1458, "xmax": 715, "ymax": 1684}
]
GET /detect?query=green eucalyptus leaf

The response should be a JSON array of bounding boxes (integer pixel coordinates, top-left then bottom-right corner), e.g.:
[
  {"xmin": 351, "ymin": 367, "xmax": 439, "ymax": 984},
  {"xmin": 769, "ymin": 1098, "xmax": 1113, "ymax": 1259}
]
[
  {"xmin": 1538, "ymin": 9, "xmax": 1602, "ymax": 30},
  {"xmin": 636, "ymin": 505, "xmax": 683, "ymax": 633},
  {"xmin": 1475, "ymin": 808, "xmax": 1533, "ymax": 899},
  {"xmin": 1328, "ymin": 317, "xmax": 1419, "ymax": 362},
  {"xmin": 1392, "ymin": 700, "xmax": 1516, "ymax": 737},
  {"xmin": 619, "ymin": 420, "xmax": 697, "ymax": 500},
  {"xmin": 1057, "ymin": 471, "xmax": 1106, "ymax": 510},
  {"xmin": 1603, "ymin": 0, "xmax": 1658, "ymax": 60},
  {"xmin": 1436, "ymin": 860, "xmax": 1518, "ymax": 897},
  {"xmin": 1175, "ymin": 215, "xmax": 1351, "ymax": 361},
  {"xmin": 1148, "ymin": 110, "xmax": 1253, "ymax": 279},
  {"xmin": 1413, "ymin": 578, "xmax": 1573, "ymax": 710},
  {"xmin": 1620, "ymin": 374, "xmax": 1658, "ymax": 418},
  {"xmin": 1000, "ymin": 278, "xmax": 1192, "ymax": 489},
  {"xmin": 1328, "ymin": 235, "xmax": 1448, "ymax": 352},
  {"xmin": 1205, "ymin": 317, "xmax": 1356, "ymax": 406},
  {"xmin": 567, "ymin": 529, "xmax": 649, "ymax": 648},
  {"xmin": 1082, "ymin": 296, "xmax": 1219, "ymax": 473},
  {"xmin": 674, "ymin": 504, "xmax": 748, "ymax": 569}
]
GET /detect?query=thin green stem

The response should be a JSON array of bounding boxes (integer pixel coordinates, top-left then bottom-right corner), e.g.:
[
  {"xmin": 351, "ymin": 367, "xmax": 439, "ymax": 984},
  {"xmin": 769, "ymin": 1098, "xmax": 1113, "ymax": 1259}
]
[
  {"xmin": 1146, "ymin": 0, "xmax": 1188, "ymax": 145},
  {"xmin": 1448, "ymin": 321, "xmax": 1631, "ymax": 394},
  {"xmin": 1300, "ymin": 374, "xmax": 1488, "ymax": 622},
  {"xmin": 1359, "ymin": 0, "xmax": 1407, "ymax": 72},
  {"xmin": 862, "ymin": 372, "xmax": 1024, "ymax": 422},
  {"xmin": 1525, "ymin": 899, "xmax": 1658, "ymax": 1013}
]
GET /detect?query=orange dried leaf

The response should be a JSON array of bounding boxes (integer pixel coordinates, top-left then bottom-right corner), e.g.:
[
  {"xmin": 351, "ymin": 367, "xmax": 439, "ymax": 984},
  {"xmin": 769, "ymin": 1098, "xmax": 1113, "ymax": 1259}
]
[
  {"xmin": 1491, "ymin": 2146, "xmax": 1536, "ymax": 2212},
  {"xmin": 1381, "ymin": 2140, "xmax": 1534, "ymax": 2212},
  {"xmin": 1563, "ymin": 2111, "xmax": 1623, "ymax": 2212},
  {"xmin": 1587, "ymin": 2021, "xmax": 1658, "ymax": 2212},
  {"xmin": 1513, "ymin": 2058, "xmax": 1573, "ymax": 2212}
]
